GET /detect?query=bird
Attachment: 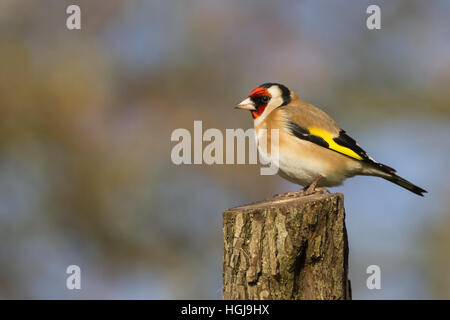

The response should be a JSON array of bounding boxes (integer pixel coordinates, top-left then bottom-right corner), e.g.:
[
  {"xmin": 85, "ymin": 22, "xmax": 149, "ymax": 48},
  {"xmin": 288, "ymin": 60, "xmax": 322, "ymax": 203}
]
[{"xmin": 235, "ymin": 82, "xmax": 427, "ymax": 196}]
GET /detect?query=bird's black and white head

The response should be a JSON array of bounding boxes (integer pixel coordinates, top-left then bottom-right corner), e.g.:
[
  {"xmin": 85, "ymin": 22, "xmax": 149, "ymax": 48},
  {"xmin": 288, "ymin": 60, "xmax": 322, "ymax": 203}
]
[{"xmin": 235, "ymin": 83, "xmax": 292, "ymax": 122}]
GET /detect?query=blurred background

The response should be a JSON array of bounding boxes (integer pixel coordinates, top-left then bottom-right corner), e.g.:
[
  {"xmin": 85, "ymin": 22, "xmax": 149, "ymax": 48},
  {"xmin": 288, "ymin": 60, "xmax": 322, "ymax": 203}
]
[{"xmin": 0, "ymin": 0, "xmax": 449, "ymax": 299}]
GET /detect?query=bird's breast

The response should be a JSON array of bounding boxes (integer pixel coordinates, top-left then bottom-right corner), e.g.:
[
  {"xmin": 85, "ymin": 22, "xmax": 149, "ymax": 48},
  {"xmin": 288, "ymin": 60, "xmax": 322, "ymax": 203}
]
[{"xmin": 254, "ymin": 125, "xmax": 362, "ymax": 187}]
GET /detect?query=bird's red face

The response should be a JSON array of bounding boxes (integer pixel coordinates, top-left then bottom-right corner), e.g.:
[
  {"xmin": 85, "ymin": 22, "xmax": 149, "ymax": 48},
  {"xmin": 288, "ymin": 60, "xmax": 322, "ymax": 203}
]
[{"xmin": 235, "ymin": 86, "xmax": 272, "ymax": 119}]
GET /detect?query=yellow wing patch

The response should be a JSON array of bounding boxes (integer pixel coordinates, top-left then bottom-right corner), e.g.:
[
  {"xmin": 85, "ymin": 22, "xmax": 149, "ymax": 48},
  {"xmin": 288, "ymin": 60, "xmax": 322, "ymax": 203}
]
[{"xmin": 308, "ymin": 127, "xmax": 363, "ymax": 160}]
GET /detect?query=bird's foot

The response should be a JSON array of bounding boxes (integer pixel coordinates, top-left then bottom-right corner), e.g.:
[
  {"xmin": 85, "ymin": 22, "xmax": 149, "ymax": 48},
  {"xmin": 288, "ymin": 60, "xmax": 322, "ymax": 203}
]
[
  {"xmin": 274, "ymin": 191, "xmax": 303, "ymax": 199},
  {"xmin": 300, "ymin": 186, "xmax": 330, "ymax": 196},
  {"xmin": 300, "ymin": 176, "xmax": 329, "ymax": 196},
  {"xmin": 274, "ymin": 181, "xmax": 329, "ymax": 198},
  {"xmin": 310, "ymin": 187, "xmax": 330, "ymax": 195}
]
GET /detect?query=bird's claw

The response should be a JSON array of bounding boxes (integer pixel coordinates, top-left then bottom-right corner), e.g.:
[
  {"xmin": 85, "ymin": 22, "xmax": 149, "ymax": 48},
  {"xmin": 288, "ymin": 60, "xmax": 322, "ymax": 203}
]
[
  {"xmin": 274, "ymin": 191, "xmax": 302, "ymax": 199},
  {"xmin": 309, "ymin": 187, "xmax": 330, "ymax": 195}
]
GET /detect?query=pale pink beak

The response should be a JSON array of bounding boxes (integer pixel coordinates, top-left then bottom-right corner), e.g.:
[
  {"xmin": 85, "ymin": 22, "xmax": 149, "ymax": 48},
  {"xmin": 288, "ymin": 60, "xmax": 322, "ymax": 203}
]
[{"xmin": 235, "ymin": 97, "xmax": 256, "ymax": 111}]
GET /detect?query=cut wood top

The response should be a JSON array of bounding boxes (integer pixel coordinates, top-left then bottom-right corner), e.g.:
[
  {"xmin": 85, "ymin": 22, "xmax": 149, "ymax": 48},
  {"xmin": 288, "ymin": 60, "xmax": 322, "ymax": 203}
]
[{"xmin": 225, "ymin": 192, "xmax": 344, "ymax": 213}]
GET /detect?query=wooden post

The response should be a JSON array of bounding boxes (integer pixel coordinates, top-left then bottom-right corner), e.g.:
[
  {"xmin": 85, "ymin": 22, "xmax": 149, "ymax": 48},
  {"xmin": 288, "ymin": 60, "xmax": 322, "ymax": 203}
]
[{"xmin": 222, "ymin": 193, "xmax": 350, "ymax": 300}]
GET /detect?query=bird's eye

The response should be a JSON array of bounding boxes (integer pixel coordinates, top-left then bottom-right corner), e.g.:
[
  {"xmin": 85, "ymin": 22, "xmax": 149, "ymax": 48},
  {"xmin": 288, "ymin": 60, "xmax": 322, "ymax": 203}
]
[{"xmin": 261, "ymin": 96, "xmax": 270, "ymax": 103}]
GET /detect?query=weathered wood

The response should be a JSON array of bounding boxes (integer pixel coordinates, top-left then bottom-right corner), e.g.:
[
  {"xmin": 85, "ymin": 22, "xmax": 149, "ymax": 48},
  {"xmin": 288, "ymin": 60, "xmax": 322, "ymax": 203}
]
[{"xmin": 223, "ymin": 193, "xmax": 350, "ymax": 300}]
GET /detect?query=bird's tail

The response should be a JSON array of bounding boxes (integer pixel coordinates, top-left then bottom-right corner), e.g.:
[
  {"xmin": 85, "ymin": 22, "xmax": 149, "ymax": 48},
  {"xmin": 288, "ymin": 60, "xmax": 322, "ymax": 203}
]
[
  {"xmin": 383, "ymin": 173, "xmax": 427, "ymax": 196},
  {"xmin": 365, "ymin": 162, "xmax": 427, "ymax": 196}
]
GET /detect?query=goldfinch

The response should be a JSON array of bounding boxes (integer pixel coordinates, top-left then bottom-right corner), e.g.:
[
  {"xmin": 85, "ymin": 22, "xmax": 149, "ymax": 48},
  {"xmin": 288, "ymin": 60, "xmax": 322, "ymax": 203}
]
[{"xmin": 235, "ymin": 83, "xmax": 427, "ymax": 196}]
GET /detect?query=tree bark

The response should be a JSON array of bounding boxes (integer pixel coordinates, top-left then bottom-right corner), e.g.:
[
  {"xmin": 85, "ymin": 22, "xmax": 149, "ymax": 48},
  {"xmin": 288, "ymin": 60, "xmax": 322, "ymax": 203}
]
[{"xmin": 222, "ymin": 193, "xmax": 350, "ymax": 300}]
